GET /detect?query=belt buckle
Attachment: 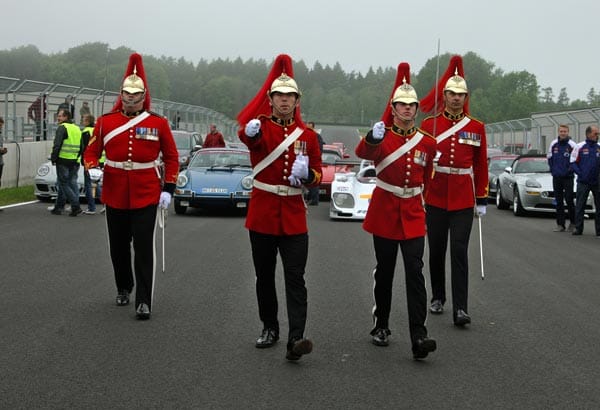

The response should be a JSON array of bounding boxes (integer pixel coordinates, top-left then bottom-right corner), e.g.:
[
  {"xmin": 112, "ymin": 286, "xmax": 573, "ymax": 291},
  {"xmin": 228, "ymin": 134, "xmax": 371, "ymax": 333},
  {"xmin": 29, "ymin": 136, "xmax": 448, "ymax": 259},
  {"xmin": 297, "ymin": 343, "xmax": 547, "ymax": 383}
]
[
  {"xmin": 123, "ymin": 161, "xmax": 133, "ymax": 170},
  {"xmin": 450, "ymin": 167, "xmax": 459, "ymax": 174},
  {"xmin": 404, "ymin": 187, "xmax": 414, "ymax": 196},
  {"xmin": 277, "ymin": 185, "xmax": 289, "ymax": 195}
]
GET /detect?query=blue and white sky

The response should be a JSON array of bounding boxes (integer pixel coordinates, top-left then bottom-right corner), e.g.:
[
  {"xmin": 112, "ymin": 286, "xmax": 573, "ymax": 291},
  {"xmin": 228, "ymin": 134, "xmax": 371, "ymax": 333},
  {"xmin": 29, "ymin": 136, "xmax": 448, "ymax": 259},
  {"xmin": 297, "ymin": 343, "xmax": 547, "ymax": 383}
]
[{"xmin": 2, "ymin": 0, "xmax": 597, "ymax": 101}]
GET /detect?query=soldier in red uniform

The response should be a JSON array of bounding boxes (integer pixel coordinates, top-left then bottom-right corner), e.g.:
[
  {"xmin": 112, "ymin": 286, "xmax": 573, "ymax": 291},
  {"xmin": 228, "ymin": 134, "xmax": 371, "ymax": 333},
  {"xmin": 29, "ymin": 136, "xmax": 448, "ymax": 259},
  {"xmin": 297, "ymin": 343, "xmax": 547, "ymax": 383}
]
[
  {"xmin": 356, "ymin": 63, "xmax": 437, "ymax": 360},
  {"xmin": 419, "ymin": 55, "xmax": 488, "ymax": 326},
  {"xmin": 84, "ymin": 53, "xmax": 179, "ymax": 320},
  {"xmin": 238, "ymin": 54, "xmax": 322, "ymax": 361}
]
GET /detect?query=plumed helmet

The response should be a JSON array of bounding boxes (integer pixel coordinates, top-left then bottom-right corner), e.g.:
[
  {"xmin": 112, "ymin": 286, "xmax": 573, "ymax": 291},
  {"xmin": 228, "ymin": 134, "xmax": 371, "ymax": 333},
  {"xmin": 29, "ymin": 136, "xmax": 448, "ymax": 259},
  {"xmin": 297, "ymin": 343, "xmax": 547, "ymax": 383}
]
[
  {"xmin": 379, "ymin": 62, "xmax": 417, "ymax": 125},
  {"xmin": 391, "ymin": 77, "xmax": 419, "ymax": 105},
  {"xmin": 237, "ymin": 54, "xmax": 306, "ymax": 128},
  {"xmin": 443, "ymin": 69, "xmax": 468, "ymax": 94},
  {"xmin": 269, "ymin": 73, "xmax": 301, "ymax": 96},
  {"xmin": 122, "ymin": 69, "xmax": 145, "ymax": 94},
  {"xmin": 420, "ymin": 55, "xmax": 470, "ymax": 115},
  {"xmin": 113, "ymin": 53, "xmax": 151, "ymax": 111}
]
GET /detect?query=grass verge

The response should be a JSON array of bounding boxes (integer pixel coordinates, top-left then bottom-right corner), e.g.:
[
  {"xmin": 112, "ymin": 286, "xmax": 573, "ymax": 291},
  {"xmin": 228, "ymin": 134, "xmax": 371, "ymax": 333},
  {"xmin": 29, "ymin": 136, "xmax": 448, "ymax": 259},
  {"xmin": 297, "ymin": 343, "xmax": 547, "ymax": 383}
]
[{"xmin": 0, "ymin": 185, "xmax": 36, "ymax": 206}]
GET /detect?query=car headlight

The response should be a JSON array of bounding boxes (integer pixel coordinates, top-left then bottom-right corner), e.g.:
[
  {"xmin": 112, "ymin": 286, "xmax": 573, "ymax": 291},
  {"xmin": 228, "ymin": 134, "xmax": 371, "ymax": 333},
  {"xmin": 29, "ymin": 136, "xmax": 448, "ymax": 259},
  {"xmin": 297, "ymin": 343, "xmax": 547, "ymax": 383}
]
[
  {"xmin": 241, "ymin": 175, "xmax": 253, "ymax": 190},
  {"xmin": 332, "ymin": 193, "xmax": 355, "ymax": 208},
  {"xmin": 37, "ymin": 164, "xmax": 50, "ymax": 177},
  {"xmin": 490, "ymin": 175, "xmax": 498, "ymax": 185},
  {"xmin": 179, "ymin": 156, "xmax": 189, "ymax": 165},
  {"xmin": 525, "ymin": 179, "xmax": 541, "ymax": 188},
  {"xmin": 176, "ymin": 173, "xmax": 188, "ymax": 188}
]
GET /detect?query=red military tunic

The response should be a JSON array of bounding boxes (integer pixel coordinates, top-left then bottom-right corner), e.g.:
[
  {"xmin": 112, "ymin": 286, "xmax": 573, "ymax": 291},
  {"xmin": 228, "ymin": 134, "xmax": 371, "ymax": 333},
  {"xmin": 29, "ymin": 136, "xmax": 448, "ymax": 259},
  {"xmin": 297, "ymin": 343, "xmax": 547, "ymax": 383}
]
[
  {"xmin": 421, "ymin": 111, "xmax": 488, "ymax": 210},
  {"xmin": 83, "ymin": 110, "xmax": 179, "ymax": 209},
  {"xmin": 239, "ymin": 115, "xmax": 322, "ymax": 235},
  {"xmin": 356, "ymin": 125, "xmax": 436, "ymax": 240}
]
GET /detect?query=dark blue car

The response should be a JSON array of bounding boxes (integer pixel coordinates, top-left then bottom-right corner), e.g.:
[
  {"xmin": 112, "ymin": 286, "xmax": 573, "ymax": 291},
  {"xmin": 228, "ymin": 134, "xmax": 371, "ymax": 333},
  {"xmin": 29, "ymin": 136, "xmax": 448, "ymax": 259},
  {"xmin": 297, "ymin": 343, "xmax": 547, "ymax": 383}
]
[{"xmin": 174, "ymin": 148, "xmax": 253, "ymax": 214}]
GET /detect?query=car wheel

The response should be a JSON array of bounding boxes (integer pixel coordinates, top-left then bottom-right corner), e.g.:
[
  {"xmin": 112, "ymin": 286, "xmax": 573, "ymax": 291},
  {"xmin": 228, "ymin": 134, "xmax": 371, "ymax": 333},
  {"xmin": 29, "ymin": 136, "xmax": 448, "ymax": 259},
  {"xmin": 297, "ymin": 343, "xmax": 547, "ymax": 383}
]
[
  {"xmin": 174, "ymin": 200, "xmax": 187, "ymax": 215},
  {"xmin": 496, "ymin": 185, "xmax": 509, "ymax": 210},
  {"xmin": 512, "ymin": 188, "xmax": 526, "ymax": 216}
]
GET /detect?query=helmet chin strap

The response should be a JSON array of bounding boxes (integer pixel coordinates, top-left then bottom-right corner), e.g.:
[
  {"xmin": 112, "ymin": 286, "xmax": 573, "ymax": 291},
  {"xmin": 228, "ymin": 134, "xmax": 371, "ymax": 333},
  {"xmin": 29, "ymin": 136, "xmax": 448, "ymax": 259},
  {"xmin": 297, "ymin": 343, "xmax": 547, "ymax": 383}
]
[
  {"xmin": 122, "ymin": 91, "xmax": 146, "ymax": 109},
  {"xmin": 391, "ymin": 104, "xmax": 416, "ymax": 125},
  {"xmin": 269, "ymin": 96, "xmax": 299, "ymax": 119}
]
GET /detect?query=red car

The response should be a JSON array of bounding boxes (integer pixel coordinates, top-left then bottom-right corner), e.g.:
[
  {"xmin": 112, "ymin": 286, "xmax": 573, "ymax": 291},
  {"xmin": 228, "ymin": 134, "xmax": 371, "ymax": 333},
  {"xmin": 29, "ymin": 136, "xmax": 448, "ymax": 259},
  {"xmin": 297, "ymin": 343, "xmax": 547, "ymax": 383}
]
[{"xmin": 319, "ymin": 144, "xmax": 351, "ymax": 199}]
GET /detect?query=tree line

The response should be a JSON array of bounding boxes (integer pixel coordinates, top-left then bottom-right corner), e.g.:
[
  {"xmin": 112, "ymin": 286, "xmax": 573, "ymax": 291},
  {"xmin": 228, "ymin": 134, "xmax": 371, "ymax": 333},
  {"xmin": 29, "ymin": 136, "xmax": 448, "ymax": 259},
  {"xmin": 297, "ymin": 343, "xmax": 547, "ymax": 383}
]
[{"xmin": 1, "ymin": 42, "xmax": 599, "ymax": 125}]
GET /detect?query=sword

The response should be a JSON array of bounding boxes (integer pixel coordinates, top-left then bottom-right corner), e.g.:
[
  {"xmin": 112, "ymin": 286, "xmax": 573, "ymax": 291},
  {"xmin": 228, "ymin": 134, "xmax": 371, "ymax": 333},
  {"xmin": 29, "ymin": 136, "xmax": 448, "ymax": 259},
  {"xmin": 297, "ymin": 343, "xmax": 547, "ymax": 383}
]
[
  {"xmin": 160, "ymin": 207, "xmax": 166, "ymax": 273},
  {"xmin": 478, "ymin": 215, "xmax": 484, "ymax": 280}
]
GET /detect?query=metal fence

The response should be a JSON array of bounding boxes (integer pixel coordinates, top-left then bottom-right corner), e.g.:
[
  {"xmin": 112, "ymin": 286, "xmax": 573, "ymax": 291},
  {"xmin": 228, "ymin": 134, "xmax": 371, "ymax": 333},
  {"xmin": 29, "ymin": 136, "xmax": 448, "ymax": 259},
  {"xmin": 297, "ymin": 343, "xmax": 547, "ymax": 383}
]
[
  {"xmin": 0, "ymin": 76, "xmax": 238, "ymax": 143},
  {"xmin": 486, "ymin": 107, "xmax": 600, "ymax": 155}
]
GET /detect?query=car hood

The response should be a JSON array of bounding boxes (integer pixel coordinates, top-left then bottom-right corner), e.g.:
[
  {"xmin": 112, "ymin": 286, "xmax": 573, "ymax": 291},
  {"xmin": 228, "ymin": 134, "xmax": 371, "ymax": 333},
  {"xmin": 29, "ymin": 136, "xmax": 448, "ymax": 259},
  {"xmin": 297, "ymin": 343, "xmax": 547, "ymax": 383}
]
[
  {"xmin": 514, "ymin": 173, "xmax": 553, "ymax": 188},
  {"xmin": 186, "ymin": 168, "xmax": 251, "ymax": 192}
]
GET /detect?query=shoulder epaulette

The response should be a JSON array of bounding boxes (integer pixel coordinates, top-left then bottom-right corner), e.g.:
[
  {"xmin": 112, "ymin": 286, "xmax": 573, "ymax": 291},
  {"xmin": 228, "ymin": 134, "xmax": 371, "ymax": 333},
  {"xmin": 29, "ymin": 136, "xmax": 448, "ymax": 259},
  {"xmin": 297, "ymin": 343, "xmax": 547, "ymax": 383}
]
[
  {"xmin": 465, "ymin": 113, "xmax": 485, "ymax": 125},
  {"xmin": 417, "ymin": 127, "xmax": 436, "ymax": 141}
]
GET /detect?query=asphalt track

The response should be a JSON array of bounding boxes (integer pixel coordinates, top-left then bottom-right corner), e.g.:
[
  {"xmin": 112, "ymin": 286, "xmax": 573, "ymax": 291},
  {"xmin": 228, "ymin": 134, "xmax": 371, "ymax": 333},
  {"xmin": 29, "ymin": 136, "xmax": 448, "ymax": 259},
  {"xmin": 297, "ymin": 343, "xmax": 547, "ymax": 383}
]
[{"xmin": 1, "ymin": 193, "xmax": 599, "ymax": 409}]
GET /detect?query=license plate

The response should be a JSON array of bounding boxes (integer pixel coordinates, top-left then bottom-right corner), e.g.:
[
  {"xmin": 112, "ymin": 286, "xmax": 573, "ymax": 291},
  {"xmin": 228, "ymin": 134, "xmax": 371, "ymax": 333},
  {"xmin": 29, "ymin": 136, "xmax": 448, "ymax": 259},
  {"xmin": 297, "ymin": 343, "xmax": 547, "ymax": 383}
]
[
  {"xmin": 236, "ymin": 202, "xmax": 247, "ymax": 208},
  {"xmin": 180, "ymin": 200, "xmax": 189, "ymax": 206},
  {"xmin": 202, "ymin": 188, "xmax": 227, "ymax": 193}
]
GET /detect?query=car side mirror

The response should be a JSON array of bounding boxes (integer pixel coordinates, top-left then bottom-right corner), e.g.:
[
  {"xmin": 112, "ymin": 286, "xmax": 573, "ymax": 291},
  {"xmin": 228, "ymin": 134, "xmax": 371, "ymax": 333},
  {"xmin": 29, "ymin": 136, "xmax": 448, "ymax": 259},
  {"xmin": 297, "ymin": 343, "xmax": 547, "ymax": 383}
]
[
  {"xmin": 505, "ymin": 166, "xmax": 512, "ymax": 173},
  {"xmin": 192, "ymin": 144, "xmax": 202, "ymax": 152}
]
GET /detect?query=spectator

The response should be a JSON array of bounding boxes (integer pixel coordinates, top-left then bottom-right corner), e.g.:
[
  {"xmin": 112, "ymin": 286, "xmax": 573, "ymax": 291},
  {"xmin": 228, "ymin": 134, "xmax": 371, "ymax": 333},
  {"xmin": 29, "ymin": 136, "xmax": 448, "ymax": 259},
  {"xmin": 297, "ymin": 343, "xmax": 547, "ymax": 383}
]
[
  {"xmin": 203, "ymin": 124, "xmax": 226, "ymax": 148},
  {"xmin": 0, "ymin": 116, "xmax": 6, "ymax": 190},
  {"xmin": 49, "ymin": 108, "xmax": 83, "ymax": 216},
  {"xmin": 172, "ymin": 111, "xmax": 181, "ymax": 129},
  {"xmin": 570, "ymin": 125, "xmax": 600, "ymax": 236},
  {"xmin": 305, "ymin": 121, "xmax": 324, "ymax": 205},
  {"xmin": 57, "ymin": 95, "xmax": 75, "ymax": 119},
  {"xmin": 238, "ymin": 54, "xmax": 322, "ymax": 361},
  {"xmin": 547, "ymin": 124, "xmax": 576, "ymax": 232},
  {"xmin": 79, "ymin": 101, "xmax": 91, "ymax": 123},
  {"xmin": 80, "ymin": 114, "xmax": 98, "ymax": 214},
  {"xmin": 28, "ymin": 94, "xmax": 48, "ymax": 141}
]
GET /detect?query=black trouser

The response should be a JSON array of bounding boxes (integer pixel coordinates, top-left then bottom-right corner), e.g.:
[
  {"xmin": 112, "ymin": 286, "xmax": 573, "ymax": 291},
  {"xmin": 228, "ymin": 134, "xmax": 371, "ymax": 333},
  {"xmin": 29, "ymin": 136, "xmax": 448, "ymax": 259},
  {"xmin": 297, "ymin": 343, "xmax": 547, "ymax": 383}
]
[
  {"xmin": 106, "ymin": 205, "xmax": 158, "ymax": 309},
  {"xmin": 426, "ymin": 205, "xmax": 473, "ymax": 318},
  {"xmin": 574, "ymin": 182, "xmax": 600, "ymax": 234},
  {"xmin": 249, "ymin": 230, "xmax": 308, "ymax": 343},
  {"xmin": 372, "ymin": 235, "xmax": 428, "ymax": 343},
  {"xmin": 553, "ymin": 176, "xmax": 575, "ymax": 227}
]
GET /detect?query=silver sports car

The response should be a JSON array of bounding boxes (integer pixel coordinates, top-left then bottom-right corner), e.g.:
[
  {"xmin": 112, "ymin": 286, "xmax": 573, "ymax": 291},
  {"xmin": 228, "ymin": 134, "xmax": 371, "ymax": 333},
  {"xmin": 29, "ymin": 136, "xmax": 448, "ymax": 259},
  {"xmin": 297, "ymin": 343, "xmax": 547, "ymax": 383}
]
[{"xmin": 495, "ymin": 154, "xmax": 595, "ymax": 216}]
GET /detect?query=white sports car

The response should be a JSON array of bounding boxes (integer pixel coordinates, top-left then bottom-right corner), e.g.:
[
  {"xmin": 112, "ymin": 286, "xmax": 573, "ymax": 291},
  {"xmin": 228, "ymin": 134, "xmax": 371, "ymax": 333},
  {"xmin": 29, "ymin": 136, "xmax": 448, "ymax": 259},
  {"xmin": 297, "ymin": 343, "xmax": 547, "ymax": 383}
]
[
  {"xmin": 34, "ymin": 160, "xmax": 102, "ymax": 201},
  {"xmin": 329, "ymin": 160, "xmax": 376, "ymax": 220}
]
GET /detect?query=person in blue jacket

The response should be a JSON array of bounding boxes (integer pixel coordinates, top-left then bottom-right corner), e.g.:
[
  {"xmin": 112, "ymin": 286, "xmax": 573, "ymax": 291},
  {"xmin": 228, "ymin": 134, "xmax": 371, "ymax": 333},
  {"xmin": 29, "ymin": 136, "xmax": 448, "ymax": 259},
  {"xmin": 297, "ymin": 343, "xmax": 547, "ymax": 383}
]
[
  {"xmin": 547, "ymin": 124, "xmax": 577, "ymax": 232},
  {"xmin": 570, "ymin": 125, "xmax": 600, "ymax": 236}
]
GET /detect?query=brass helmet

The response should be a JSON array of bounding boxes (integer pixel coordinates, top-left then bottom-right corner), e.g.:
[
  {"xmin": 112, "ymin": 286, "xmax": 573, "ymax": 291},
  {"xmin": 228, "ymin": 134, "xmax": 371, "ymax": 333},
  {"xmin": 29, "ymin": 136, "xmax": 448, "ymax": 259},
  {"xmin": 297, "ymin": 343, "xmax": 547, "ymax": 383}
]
[
  {"xmin": 443, "ymin": 69, "xmax": 468, "ymax": 94},
  {"xmin": 391, "ymin": 77, "xmax": 419, "ymax": 105},
  {"xmin": 122, "ymin": 66, "xmax": 145, "ymax": 93},
  {"xmin": 269, "ymin": 73, "xmax": 301, "ymax": 97}
]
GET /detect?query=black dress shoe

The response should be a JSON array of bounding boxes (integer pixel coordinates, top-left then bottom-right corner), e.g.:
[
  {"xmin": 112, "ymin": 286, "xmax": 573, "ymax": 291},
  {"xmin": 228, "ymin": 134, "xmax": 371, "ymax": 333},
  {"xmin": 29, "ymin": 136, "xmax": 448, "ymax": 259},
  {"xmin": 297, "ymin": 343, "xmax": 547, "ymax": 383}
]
[
  {"xmin": 454, "ymin": 309, "xmax": 471, "ymax": 327},
  {"xmin": 255, "ymin": 328, "xmax": 279, "ymax": 348},
  {"xmin": 412, "ymin": 337, "xmax": 437, "ymax": 359},
  {"xmin": 136, "ymin": 303, "xmax": 151, "ymax": 320},
  {"xmin": 286, "ymin": 338, "xmax": 313, "ymax": 360},
  {"xmin": 115, "ymin": 290, "xmax": 130, "ymax": 306},
  {"xmin": 429, "ymin": 299, "xmax": 444, "ymax": 314},
  {"xmin": 69, "ymin": 207, "xmax": 83, "ymax": 217},
  {"xmin": 371, "ymin": 328, "xmax": 391, "ymax": 346}
]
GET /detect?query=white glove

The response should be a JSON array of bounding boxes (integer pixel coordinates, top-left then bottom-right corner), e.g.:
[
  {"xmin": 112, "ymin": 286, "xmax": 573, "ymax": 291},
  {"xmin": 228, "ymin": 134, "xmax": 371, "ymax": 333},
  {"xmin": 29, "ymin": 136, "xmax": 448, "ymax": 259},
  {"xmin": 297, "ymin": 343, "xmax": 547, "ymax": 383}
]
[
  {"xmin": 245, "ymin": 119, "xmax": 261, "ymax": 137},
  {"xmin": 291, "ymin": 154, "xmax": 309, "ymax": 180},
  {"xmin": 476, "ymin": 205, "xmax": 486, "ymax": 216},
  {"xmin": 288, "ymin": 175, "xmax": 302, "ymax": 187},
  {"xmin": 372, "ymin": 121, "xmax": 386, "ymax": 140},
  {"xmin": 159, "ymin": 192, "xmax": 172, "ymax": 209}
]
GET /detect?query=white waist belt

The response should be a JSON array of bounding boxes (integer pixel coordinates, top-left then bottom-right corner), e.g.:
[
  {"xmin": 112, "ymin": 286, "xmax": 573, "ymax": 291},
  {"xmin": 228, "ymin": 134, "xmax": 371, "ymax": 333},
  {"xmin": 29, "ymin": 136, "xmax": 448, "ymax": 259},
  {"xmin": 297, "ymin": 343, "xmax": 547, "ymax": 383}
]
[
  {"xmin": 376, "ymin": 179, "xmax": 422, "ymax": 198},
  {"xmin": 253, "ymin": 180, "xmax": 302, "ymax": 196},
  {"xmin": 434, "ymin": 165, "xmax": 472, "ymax": 175},
  {"xmin": 105, "ymin": 159, "xmax": 159, "ymax": 170}
]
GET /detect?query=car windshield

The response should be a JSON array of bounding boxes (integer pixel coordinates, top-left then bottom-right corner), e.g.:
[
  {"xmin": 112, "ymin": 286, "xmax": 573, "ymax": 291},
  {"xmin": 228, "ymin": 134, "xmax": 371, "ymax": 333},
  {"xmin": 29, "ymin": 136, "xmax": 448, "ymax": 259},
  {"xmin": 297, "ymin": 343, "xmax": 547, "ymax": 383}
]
[
  {"xmin": 489, "ymin": 158, "xmax": 514, "ymax": 172},
  {"xmin": 189, "ymin": 151, "xmax": 251, "ymax": 168},
  {"xmin": 322, "ymin": 150, "xmax": 342, "ymax": 165},
  {"xmin": 172, "ymin": 133, "xmax": 192, "ymax": 150},
  {"xmin": 513, "ymin": 158, "xmax": 550, "ymax": 173}
]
